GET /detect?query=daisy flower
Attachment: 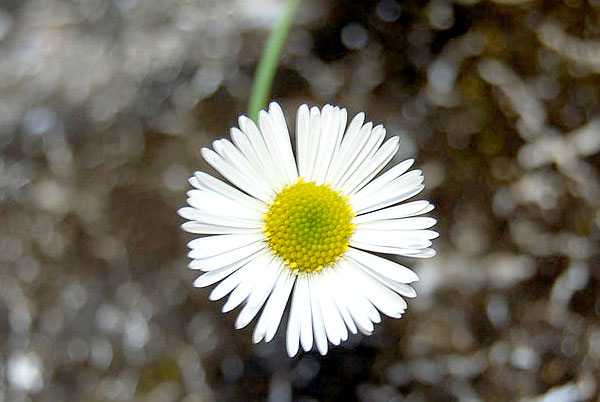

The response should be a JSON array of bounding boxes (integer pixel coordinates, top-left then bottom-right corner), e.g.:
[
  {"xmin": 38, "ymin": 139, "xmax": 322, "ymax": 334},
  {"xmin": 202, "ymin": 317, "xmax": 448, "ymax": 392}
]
[{"xmin": 179, "ymin": 102, "xmax": 437, "ymax": 357}]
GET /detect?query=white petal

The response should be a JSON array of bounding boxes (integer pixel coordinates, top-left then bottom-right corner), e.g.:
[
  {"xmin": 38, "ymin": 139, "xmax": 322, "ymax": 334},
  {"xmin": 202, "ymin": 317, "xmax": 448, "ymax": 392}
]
[
  {"xmin": 181, "ymin": 222, "xmax": 262, "ymax": 235},
  {"xmin": 230, "ymin": 127, "xmax": 280, "ymax": 192},
  {"xmin": 334, "ymin": 108, "xmax": 348, "ymax": 153},
  {"xmin": 213, "ymin": 139, "xmax": 273, "ymax": 192},
  {"xmin": 392, "ymin": 283, "xmax": 417, "ymax": 298},
  {"xmin": 308, "ymin": 275, "xmax": 328, "ymax": 355},
  {"xmin": 353, "ymin": 200, "xmax": 434, "ymax": 223},
  {"xmin": 188, "ymin": 242, "xmax": 265, "ymax": 271},
  {"xmin": 326, "ymin": 112, "xmax": 366, "ymax": 184},
  {"xmin": 346, "ymin": 261, "xmax": 407, "ymax": 318},
  {"xmin": 354, "ymin": 184, "xmax": 425, "ymax": 215},
  {"xmin": 286, "ymin": 279, "xmax": 302, "ymax": 357},
  {"xmin": 193, "ymin": 255, "xmax": 255, "ymax": 288},
  {"xmin": 201, "ymin": 148, "xmax": 273, "ymax": 202},
  {"xmin": 235, "ymin": 259, "xmax": 283, "ymax": 329},
  {"xmin": 351, "ymin": 170, "xmax": 424, "ymax": 214},
  {"xmin": 268, "ymin": 102, "xmax": 299, "ymax": 183},
  {"xmin": 357, "ymin": 227, "xmax": 439, "ymax": 241},
  {"xmin": 189, "ymin": 175, "xmax": 202, "ymax": 189},
  {"xmin": 238, "ymin": 116, "xmax": 287, "ymax": 191},
  {"xmin": 209, "ymin": 256, "xmax": 259, "ymax": 301},
  {"xmin": 194, "ymin": 172, "xmax": 266, "ymax": 213},
  {"xmin": 321, "ymin": 107, "xmax": 347, "ymax": 181},
  {"xmin": 296, "ymin": 104, "xmax": 310, "ymax": 180},
  {"xmin": 345, "ymin": 248, "xmax": 419, "ymax": 283},
  {"xmin": 222, "ymin": 251, "xmax": 272, "ymax": 312},
  {"xmin": 352, "ymin": 258, "xmax": 418, "ymax": 298},
  {"xmin": 334, "ymin": 125, "xmax": 385, "ymax": 191},
  {"xmin": 337, "ymin": 285, "xmax": 374, "ymax": 335},
  {"xmin": 312, "ymin": 105, "xmax": 341, "ymax": 184},
  {"xmin": 252, "ymin": 270, "xmax": 295, "ymax": 343},
  {"xmin": 349, "ymin": 240, "xmax": 431, "ymax": 256},
  {"xmin": 336, "ymin": 262, "xmax": 379, "ymax": 333},
  {"xmin": 359, "ymin": 217, "xmax": 437, "ymax": 231},
  {"xmin": 244, "ymin": 257, "xmax": 281, "ymax": 308},
  {"xmin": 264, "ymin": 271, "xmax": 296, "ymax": 343},
  {"xmin": 341, "ymin": 263, "xmax": 382, "ymax": 325},
  {"xmin": 187, "ymin": 234, "xmax": 263, "ymax": 259},
  {"xmin": 179, "ymin": 205, "xmax": 262, "ymax": 227},
  {"xmin": 350, "ymin": 159, "xmax": 414, "ymax": 198},
  {"xmin": 351, "ymin": 229, "xmax": 433, "ymax": 249},
  {"xmin": 259, "ymin": 110, "xmax": 297, "ymax": 186},
  {"xmin": 378, "ymin": 278, "xmax": 417, "ymax": 298},
  {"xmin": 330, "ymin": 122, "xmax": 373, "ymax": 185},
  {"xmin": 184, "ymin": 190, "xmax": 260, "ymax": 220},
  {"xmin": 301, "ymin": 107, "xmax": 322, "ymax": 180},
  {"xmin": 314, "ymin": 272, "xmax": 347, "ymax": 344},
  {"xmin": 235, "ymin": 301, "xmax": 265, "ymax": 330},
  {"xmin": 340, "ymin": 112, "xmax": 366, "ymax": 152},
  {"xmin": 326, "ymin": 268, "xmax": 358, "ymax": 335},
  {"xmin": 296, "ymin": 275, "xmax": 314, "ymax": 352},
  {"xmin": 404, "ymin": 248, "xmax": 437, "ymax": 258},
  {"xmin": 341, "ymin": 136, "xmax": 400, "ymax": 195}
]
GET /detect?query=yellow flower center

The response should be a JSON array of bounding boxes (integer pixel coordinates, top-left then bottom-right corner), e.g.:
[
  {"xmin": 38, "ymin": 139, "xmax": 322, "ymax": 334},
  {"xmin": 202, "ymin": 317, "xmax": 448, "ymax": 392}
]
[{"xmin": 264, "ymin": 180, "xmax": 355, "ymax": 273}]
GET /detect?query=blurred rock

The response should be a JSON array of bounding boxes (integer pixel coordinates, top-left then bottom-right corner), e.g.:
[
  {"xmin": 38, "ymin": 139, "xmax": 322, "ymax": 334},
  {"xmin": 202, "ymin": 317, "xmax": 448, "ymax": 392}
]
[{"xmin": 1, "ymin": 0, "xmax": 599, "ymax": 401}]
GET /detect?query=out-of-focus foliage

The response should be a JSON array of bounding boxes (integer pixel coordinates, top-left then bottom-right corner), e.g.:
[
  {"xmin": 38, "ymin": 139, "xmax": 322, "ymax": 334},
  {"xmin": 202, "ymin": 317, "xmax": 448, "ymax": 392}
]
[{"xmin": 0, "ymin": 0, "xmax": 599, "ymax": 401}]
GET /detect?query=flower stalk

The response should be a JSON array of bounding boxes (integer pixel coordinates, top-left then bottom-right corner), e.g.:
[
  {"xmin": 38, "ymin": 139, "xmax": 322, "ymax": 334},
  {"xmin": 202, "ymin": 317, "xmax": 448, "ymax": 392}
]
[{"xmin": 248, "ymin": 0, "xmax": 301, "ymax": 122}]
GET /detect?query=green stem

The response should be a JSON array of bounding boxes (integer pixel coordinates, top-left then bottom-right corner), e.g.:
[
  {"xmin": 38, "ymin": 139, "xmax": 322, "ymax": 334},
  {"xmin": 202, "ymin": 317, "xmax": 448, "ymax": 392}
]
[{"xmin": 248, "ymin": 0, "xmax": 301, "ymax": 122}]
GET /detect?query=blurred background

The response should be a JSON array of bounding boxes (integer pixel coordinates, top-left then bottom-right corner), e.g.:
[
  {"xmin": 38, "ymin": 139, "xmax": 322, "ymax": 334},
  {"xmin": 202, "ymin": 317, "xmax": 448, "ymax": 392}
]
[{"xmin": 1, "ymin": 0, "xmax": 600, "ymax": 400}]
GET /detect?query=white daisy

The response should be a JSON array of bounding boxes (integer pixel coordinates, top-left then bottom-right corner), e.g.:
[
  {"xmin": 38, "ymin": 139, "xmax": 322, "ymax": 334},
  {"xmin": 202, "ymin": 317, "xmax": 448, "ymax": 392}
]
[{"xmin": 179, "ymin": 102, "xmax": 437, "ymax": 357}]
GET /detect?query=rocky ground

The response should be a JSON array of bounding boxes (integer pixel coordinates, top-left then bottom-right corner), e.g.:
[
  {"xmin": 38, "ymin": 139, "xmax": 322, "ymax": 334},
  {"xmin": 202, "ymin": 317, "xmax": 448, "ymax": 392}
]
[{"xmin": 1, "ymin": 0, "xmax": 599, "ymax": 401}]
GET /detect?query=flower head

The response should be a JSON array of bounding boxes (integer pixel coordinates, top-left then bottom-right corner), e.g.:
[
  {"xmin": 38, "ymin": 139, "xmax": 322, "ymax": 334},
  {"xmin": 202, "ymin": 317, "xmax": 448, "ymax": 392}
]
[{"xmin": 179, "ymin": 102, "xmax": 437, "ymax": 357}]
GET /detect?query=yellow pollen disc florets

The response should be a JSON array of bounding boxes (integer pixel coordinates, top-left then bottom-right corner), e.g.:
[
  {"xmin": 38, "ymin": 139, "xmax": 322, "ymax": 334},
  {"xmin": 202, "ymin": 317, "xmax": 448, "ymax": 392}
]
[{"xmin": 263, "ymin": 179, "xmax": 355, "ymax": 274}]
